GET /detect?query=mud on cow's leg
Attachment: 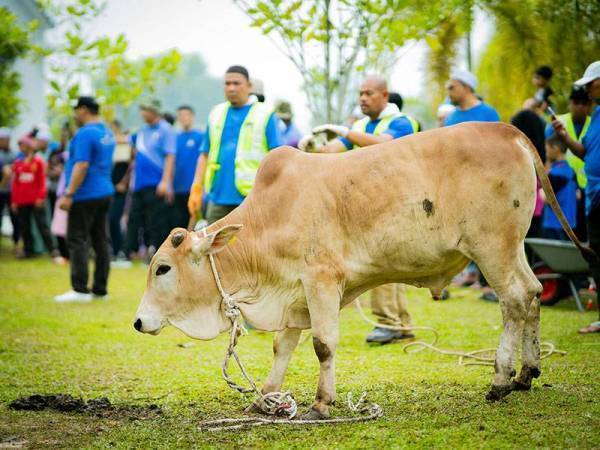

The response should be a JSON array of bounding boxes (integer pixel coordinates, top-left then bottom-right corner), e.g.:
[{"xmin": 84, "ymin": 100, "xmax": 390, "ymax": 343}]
[
  {"xmin": 512, "ymin": 256, "xmax": 543, "ymax": 391},
  {"xmin": 261, "ymin": 328, "xmax": 302, "ymax": 395},
  {"xmin": 512, "ymin": 296, "xmax": 541, "ymax": 391},
  {"xmin": 302, "ymin": 275, "xmax": 341, "ymax": 419},
  {"xmin": 487, "ymin": 283, "xmax": 528, "ymax": 401}
]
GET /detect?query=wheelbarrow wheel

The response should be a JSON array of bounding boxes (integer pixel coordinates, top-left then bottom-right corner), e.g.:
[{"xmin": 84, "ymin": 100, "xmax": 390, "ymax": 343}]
[{"xmin": 533, "ymin": 263, "xmax": 567, "ymax": 306}]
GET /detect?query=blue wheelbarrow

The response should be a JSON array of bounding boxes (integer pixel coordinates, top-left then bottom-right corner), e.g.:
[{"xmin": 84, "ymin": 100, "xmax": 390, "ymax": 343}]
[{"xmin": 525, "ymin": 238, "xmax": 591, "ymax": 312}]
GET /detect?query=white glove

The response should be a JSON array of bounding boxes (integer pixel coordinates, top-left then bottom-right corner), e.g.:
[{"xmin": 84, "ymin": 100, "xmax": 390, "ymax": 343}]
[
  {"xmin": 298, "ymin": 134, "xmax": 316, "ymax": 152},
  {"xmin": 312, "ymin": 124, "xmax": 350, "ymax": 138}
]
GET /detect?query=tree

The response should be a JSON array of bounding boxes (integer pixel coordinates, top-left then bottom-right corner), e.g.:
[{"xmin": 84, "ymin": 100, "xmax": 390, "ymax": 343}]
[
  {"xmin": 234, "ymin": 0, "xmax": 463, "ymax": 125},
  {"xmin": 0, "ymin": 7, "xmax": 37, "ymax": 127},
  {"xmin": 424, "ymin": 0, "xmax": 600, "ymax": 120},
  {"xmin": 110, "ymin": 53, "xmax": 223, "ymax": 130},
  {"xmin": 477, "ymin": 0, "xmax": 600, "ymax": 119},
  {"xmin": 40, "ymin": 0, "xmax": 181, "ymax": 125}
]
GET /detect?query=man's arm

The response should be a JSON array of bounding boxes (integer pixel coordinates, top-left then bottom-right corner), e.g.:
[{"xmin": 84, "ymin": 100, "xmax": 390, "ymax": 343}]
[
  {"xmin": 312, "ymin": 123, "xmax": 394, "ymax": 151},
  {"xmin": 551, "ymin": 119, "xmax": 586, "ymax": 159},
  {"xmin": 345, "ymin": 129, "xmax": 394, "ymax": 147},
  {"xmin": 157, "ymin": 128, "xmax": 176, "ymax": 202},
  {"xmin": 187, "ymin": 152, "xmax": 208, "ymax": 216},
  {"xmin": 58, "ymin": 161, "xmax": 89, "ymax": 211}
]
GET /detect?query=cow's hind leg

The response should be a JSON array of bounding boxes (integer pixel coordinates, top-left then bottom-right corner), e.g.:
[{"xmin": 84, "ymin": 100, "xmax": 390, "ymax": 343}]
[
  {"xmin": 512, "ymin": 248, "xmax": 543, "ymax": 391},
  {"xmin": 261, "ymin": 328, "xmax": 302, "ymax": 394},
  {"xmin": 302, "ymin": 276, "xmax": 341, "ymax": 419},
  {"xmin": 474, "ymin": 248, "xmax": 529, "ymax": 401}
]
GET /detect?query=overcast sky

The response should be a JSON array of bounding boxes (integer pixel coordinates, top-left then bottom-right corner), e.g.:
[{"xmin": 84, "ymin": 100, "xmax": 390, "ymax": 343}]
[{"xmin": 89, "ymin": 0, "xmax": 492, "ymax": 131}]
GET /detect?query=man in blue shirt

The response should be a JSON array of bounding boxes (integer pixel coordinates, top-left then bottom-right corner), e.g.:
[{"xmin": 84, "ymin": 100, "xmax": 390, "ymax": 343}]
[
  {"xmin": 172, "ymin": 105, "xmax": 204, "ymax": 229},
  {"xmin": 275, "ymin": 100, "xmax": 302, "ymax": 148},
  {"xmin": 305, "ymin": 75, "xmax": 419, "ymax": 345},
  {"xmin": 55, "ymin": 97, "xmax": 115, "ymax": 303},
  {"xmin": 187, "ymin": 65, "xmax": 282, "ymax": 225},
  {"xmin": 443, "ymin": 69, "xmax": 500, "ymax": 302},
  {"xmin": 544, "ymin": 86, "xmax": 593, "ymax": 241},
  {"xmin": 551, "ymin": 61, "xmax": 600, "ymax": 333},
  {"xmin": 125, "ymin": 99, "xmax": 176, "ymax": 260},
  {"xmin": 444, "ymin": 69, "xmax": 500, "ymax": 126}
]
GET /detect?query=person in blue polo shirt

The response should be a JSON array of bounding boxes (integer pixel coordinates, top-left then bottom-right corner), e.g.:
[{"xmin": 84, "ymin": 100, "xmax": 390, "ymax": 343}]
[
  {"xmin": 125, "ymin": 98, "xmax": 176, "ymax": 260},
  {"xmin": 187, "ymin": 65, "xmax": 282, "ymax": 225},
  {"xmin": 443, "ymin": 69, "xmax": 500, "ymax": 302},
  {"xmin": 172, "ymin": 105, "xmax": 204, "ymax": 229},
  {"xmin": 444, "ymin": 69, "xmax": 500, "ymax": 125},
  {"xmin": 55, "ymin": 96, "xmax": 115, "ymax": 303},
  {"xmin": 303, "ymin": 75, "xmax": 419, "ymax": 345},
  {"xmin": 551, "ymin": 60, "xmax": 600, "ymax": 334}
]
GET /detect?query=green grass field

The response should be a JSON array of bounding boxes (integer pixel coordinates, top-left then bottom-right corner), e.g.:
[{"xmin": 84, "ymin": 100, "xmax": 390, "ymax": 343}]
[{"xmin": 1, "ymin": 248, "xmax": 599, "ymax": 449}]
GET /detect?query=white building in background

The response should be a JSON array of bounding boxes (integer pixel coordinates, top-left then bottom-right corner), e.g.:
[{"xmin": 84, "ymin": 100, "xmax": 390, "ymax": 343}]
[{"xmin": 0, "ymin": 0, "xmax": 53, "ymax": 142}]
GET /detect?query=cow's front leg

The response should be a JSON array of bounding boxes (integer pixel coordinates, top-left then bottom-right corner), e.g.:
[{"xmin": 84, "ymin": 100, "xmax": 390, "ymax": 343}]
[
  {"xmin": 261, "ymin": 328, "xmax": 302, "ymax": 394},
  {"xmin": 302, "ymin": 278, "xmax": 341, "ymax": 419}
]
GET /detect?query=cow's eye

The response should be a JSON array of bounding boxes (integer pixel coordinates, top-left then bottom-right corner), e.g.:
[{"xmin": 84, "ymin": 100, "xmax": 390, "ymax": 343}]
[{"xmin": 155, "ymin": 265, "xmax": 171, "ymax": 276}]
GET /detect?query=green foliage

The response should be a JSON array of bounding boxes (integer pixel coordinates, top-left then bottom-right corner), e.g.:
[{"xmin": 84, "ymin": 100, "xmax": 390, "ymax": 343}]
[
  {"xmin": 0, "ymin": 7, "xmax": 37, "ymax": 127},
  {"xmin": 0, "ymin": 252, "xmax": 599, "ymax": 447},
  {"xmin": 424, "ymin": 3, "xmax": 473, "ymax": 111},
  {"xmin": 42, "ymin": 0, "xmax": 181, "ymax": 125},
  {"xmin": 477, "ymin": 0, "xmax": 600, "ymax": 120},
  {"xmin": 236, "ymin": 0, "xmax": 463, "ymax": 125},
  {"xmin": 107, "ymin": 53, "xmax": 223, "ymax": 130},
  {"xmin": 424, "ymin": 0, "xmax": 600, "ymax": 120}
]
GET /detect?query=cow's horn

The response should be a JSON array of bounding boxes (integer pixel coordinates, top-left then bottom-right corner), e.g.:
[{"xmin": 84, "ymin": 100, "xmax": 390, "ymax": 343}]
[{"xmin": 171, "ymin": 230, "xmax": 186, "ymax": 248}]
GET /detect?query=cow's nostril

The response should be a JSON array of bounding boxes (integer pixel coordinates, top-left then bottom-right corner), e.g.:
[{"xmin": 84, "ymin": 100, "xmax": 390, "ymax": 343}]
[{"xmin": 134, "ymin": 318, "xmax": 142, "ymax": 332}]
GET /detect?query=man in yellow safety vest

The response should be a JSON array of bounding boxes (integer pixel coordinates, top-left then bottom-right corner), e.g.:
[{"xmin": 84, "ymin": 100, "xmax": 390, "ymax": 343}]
[
  {"xmin": 301, "ymin": 75, "xmax": 419, "ymax": 345},
  {"xmin": 187, "ymin": 65, "xmax": 283, "ymax": 224},
  {"xmin": 546, "ymin": 85, "xmax": 594, "ymax": 239}
]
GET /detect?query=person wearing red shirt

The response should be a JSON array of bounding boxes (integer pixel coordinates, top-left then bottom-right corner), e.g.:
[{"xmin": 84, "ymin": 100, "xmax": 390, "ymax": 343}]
[{"xmin": 11, "ymin": 136, "xmax": 63, "ymax": 263}]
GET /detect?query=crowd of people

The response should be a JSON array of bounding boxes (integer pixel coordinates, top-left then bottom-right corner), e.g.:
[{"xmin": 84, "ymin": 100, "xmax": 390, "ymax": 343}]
[{"xmin": 0, "ymin": 60, "xmax": 598, "ymax": 334}]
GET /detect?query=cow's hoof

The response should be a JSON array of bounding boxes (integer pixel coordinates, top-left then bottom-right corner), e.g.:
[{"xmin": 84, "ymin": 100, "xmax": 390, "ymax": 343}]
[
  {"xmin": 510, "ymin": 380, "xmax": 531, "ymax": 391},
  {"xmin": 244, "ymin": 402, "xmax": 265, "ymax": 414},
  {"xmin": 486, "ymin": 385, "xmax": 512, "ymax": 401},
  {"xmin": 300, "ymin": 408, "xmax": 329, "ymax": 420}
]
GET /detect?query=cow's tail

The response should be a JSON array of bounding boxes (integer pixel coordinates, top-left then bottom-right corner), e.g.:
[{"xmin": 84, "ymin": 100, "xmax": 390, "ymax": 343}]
[{"xmin": 516, "ymin": 136, "xmax": 598, "ymax": 264}]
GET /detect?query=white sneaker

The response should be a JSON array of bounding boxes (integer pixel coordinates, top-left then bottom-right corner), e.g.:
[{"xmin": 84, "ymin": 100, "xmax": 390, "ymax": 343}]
[
  {"xmin": 54, "ymin": 290, "xmax": 93, "ymax": 303},
  {"xmin": 92, "ymin": 294, "xmax": 109, "ymax": 301},
  {"xmin": 110, "ymin": 259, "xmax": 132, "ymax": 269}
]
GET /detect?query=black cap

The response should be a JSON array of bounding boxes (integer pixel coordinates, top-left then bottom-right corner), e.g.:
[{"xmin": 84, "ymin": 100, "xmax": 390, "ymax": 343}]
[
  {"xmin": 73, "ymin": 96, "xmax": 100, "ymax": 112},
  {"xmin": 388, "ymin": 92, "xmax": 403, "ymax": 112},
  {"xmin": 226, "ymin": 65, "xmax": 250, "ymax": 81},
  {"xmin": 569, "ymin": 85, "xmax": 591, "ymax": 102},
  {"xmin": 535, "ymin": 65, "xmax": 553, "ymax": 80}
]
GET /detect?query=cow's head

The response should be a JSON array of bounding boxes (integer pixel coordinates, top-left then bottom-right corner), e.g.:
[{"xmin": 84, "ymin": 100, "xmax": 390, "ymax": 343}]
[{"xmin": 133, "ymin": 224, "xmax": 243, "ymax": 340}]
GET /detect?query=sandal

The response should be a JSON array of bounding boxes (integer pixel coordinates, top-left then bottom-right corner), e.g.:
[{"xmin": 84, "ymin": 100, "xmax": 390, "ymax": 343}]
[{"xmin": 578, "ymin": 321, "xmax": 600, "ymax": 334}]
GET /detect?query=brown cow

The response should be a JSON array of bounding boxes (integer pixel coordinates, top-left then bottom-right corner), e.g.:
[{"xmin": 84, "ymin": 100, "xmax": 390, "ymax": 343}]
[{"xmin": 134, "ymin": 122, "xmax": 591, "ymax": 418}]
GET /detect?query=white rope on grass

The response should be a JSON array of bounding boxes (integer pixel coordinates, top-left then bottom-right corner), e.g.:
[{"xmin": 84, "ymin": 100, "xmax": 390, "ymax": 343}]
[
  {"xmin": 354, "ymin": 297, "xmax": 566, "ymax": 366},
  {"xmin": 199, "ymin": 228, "xmax": 382, "ymax": 430}
]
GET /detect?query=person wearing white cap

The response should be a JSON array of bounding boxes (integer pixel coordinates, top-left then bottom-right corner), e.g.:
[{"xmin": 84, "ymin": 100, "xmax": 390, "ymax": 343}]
[
  {"xmin": 444, "ymin": 69, "xmax": 500, "ymax": 302},
  {"xmin": 551, "ymin": 60, "xmax": 600, "ymax": 334},
  {"xmin": 444, "ymin": 69, "xmax": 500, "ymax": 126},
  {"xmin": 0, "ymin": 127, "xmax": 20, "ymax": 248}
]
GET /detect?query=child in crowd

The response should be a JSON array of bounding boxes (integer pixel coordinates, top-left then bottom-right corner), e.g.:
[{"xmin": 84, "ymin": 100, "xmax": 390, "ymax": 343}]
[
  {"xmin": 11, "ymin": 136, "xmax": 64, "ymax": 263},
  {"xmin": 542, "ymin": 134, "xmax": 577, "ymax": 240}
]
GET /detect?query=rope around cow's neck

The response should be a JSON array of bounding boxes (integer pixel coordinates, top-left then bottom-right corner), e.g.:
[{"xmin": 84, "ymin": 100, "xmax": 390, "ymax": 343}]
[{"xmin": 199, "ymin": 228, "xmax": 383, "ymax": 431}]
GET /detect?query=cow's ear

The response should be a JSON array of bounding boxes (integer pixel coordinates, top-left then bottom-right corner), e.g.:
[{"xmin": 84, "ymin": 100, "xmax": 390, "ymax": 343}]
[{"xmin": 191, "ymin": 224, "xmax": 243, "ymax": 256}]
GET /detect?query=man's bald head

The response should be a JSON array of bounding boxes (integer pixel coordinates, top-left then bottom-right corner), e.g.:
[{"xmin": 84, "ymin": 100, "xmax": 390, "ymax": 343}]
[
  {"xmin": 359, "ymin": 75, "xmax": 389, "ymax": 119},
  {"xmin": 361, "ymin": 75, "xmax": 388, "ymax": 92}
]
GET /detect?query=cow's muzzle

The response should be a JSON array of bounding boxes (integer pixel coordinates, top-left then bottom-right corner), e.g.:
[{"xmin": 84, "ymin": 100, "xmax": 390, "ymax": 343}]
[{"xmin": 133, "ymin": 315, "xmax": 163, "ymax": 335}]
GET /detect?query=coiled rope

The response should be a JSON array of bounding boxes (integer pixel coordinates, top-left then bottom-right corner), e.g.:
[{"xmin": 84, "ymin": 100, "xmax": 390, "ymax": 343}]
[
  {"xmin": 354, "ymin": 297, "xmax": 566, "ymax": 366},
  {"xmin": 197, "ymin": 228, "xmax": 383, "ymax": 431}
]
